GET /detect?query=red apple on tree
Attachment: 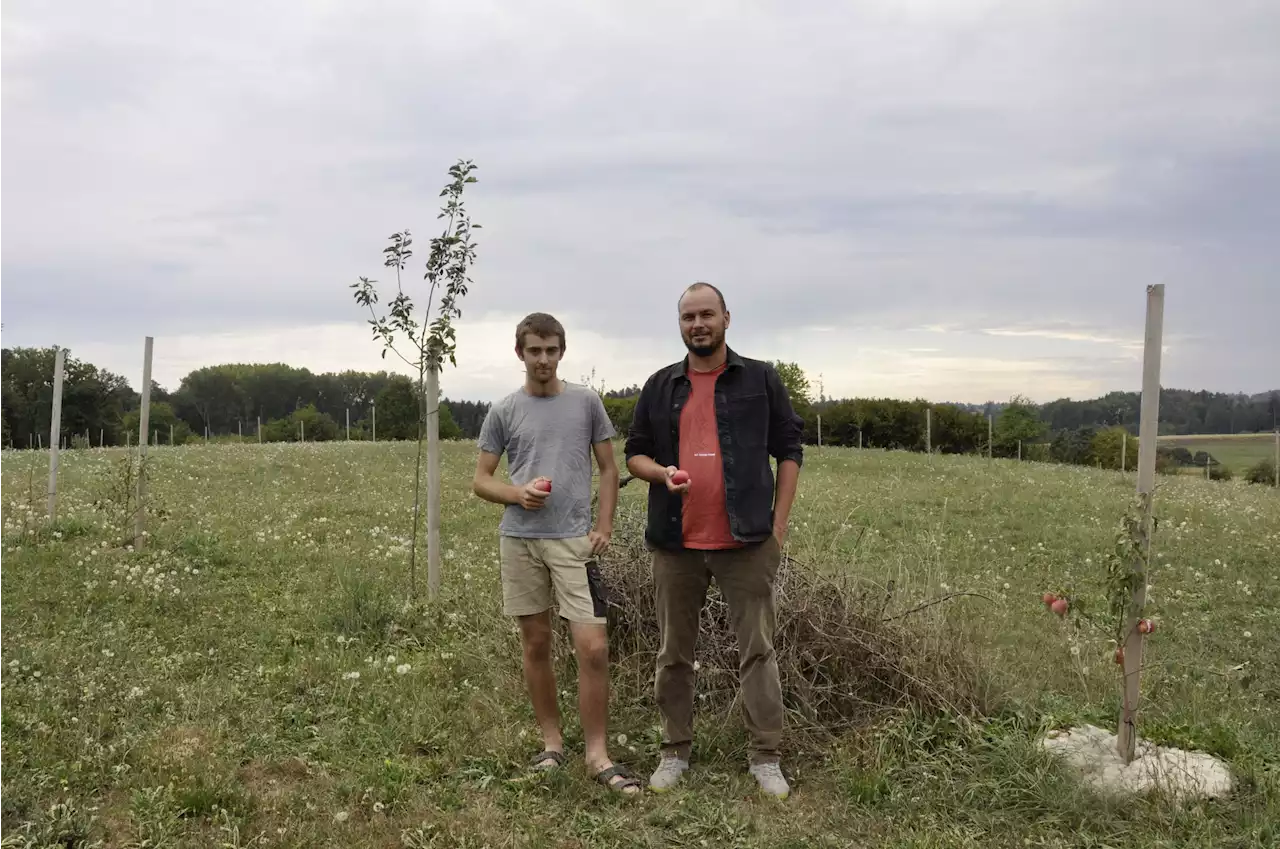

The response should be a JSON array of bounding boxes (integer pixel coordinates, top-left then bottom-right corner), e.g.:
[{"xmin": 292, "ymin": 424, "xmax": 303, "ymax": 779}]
[
  {"xmin": 1050, "ymin": 598, "xmax": 1069, "ymax": 617},
  {"xmin": 1042, "ymin": 592, "xmax": 1058, "ymax": 607},
  {"xmin": 1137, "ymin": 618, "xmax": 1155, "ymax": 634}
]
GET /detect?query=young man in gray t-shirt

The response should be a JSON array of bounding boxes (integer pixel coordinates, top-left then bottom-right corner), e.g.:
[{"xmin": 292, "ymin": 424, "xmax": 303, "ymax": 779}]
[{"xmin": 472, "ymin": 312, "xmax": 640, "ymax": 795}]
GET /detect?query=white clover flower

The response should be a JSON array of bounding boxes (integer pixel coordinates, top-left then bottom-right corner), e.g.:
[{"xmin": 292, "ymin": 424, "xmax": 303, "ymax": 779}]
[
  {"xmin": 343, "ymin": 671, "xmax": 360, "ymax": 681},
  {"xmin": 396, "ymin": 664, "xmax": 411, "ymax": 675}
]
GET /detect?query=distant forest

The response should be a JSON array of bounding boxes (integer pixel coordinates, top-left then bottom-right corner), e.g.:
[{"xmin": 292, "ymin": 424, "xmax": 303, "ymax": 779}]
[{"xmin": 1, "ymin": 346, "xmax": 1276, "ymax": 449}]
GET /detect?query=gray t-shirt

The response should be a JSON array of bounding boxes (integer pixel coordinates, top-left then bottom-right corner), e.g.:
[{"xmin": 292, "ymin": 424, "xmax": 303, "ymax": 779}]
[{"xmin": 477, "ymin": 382, "xmax": 616, "ymax": 538}]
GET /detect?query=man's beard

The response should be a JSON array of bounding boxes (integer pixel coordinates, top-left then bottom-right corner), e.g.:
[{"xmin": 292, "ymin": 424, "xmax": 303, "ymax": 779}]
[{"xmin": 684, "ymin": 331, "xmax": 722, "ymax": 358}]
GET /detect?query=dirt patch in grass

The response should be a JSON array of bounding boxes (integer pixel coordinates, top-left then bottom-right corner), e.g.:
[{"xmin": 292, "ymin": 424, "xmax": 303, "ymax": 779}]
[{"xmin": 148, "ymin": 724, "xmax": 218, "ymax": 769}]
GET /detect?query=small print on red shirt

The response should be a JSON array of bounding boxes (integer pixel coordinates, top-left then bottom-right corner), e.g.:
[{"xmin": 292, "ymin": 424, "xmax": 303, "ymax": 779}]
[{"xmin": 678, "ymin": 363, "xmax": 742, "ymax": 549}]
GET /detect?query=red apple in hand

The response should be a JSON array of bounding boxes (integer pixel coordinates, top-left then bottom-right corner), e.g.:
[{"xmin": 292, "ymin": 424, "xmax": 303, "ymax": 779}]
[
  {"xmin": 671, "ymin": 470, "xmax": 690, "ymax": 485},
  {"xmin": 534, "ymin": 479, "xmax": 552, "ymax": 493},
  {"xmin": 1050, "ymin": 598, "xmax": 1069, "ymax": 617}
]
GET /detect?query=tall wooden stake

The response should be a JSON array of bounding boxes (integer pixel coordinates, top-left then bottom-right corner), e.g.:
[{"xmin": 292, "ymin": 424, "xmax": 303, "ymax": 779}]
[
  {"xmin": 46, "ymin": 347, "xmax": 66, "ymax": 519},
  {"xmin": 988, "ymin": 414, "xmax": 993, "ymax": 459},
  {"xmin": 372, "ymin": 404, "xmax": 377, "ymax": 442},
  {"xmin": 257, "ymin": 416, "xmax": 262, "ymax": 443},
  {"xmin": 817, "ymin": 414, "xmax": 823, "ymax": 448},
  {"xmin": 925, "ymin": 408, "xmax": 932, "ymax": 455},
  {"xmin": 1118, "ymin": 283, "xmax": 1164, "ymax": 763},
  {"xmin": 134, "ymin": 337, "xmax": 153, "ymax": 547},
  {"xmin": 346, "ymin": 408, "xmax": 351, "ymax": 441},
  {"xmin": 1121, "ymin": 432, "xmax": 1127, "ymax": 471},
  {"xmin": 427, "ymin": 365, "xmax": 442, "ymax": 600},
  {"xmin": 1274, "ymin": 429, "xmax": 1278, "ymax": 487}
]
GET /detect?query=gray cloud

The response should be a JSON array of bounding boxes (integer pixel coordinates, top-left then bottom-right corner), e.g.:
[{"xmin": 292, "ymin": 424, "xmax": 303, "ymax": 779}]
[{"xmin": 3, "ymin": 0, "xmax": 1277, "ymax": 401}]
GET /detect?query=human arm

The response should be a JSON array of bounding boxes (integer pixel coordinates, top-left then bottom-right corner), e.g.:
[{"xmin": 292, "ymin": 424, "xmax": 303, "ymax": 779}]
[
  {"xmin": 624, "ymin": 375, "xmax": 689, "ymax": 493},
  {"xmin": 590, "ymin": 440, "xmax": 619, "ymax": 555},
  {"xmin": 764, "ymin": 363, "xmax": 805, "ymax": 543},
  {"xmin": 588, "ymin": 395, "xmax": 620, "ymax": 554},
  {"xmin": 473, "ymin": 450, "xmax": 551, "ymax": 510},
  {"xmin": 472, "ymin": 406, "xmax": 550, "ymax": 510},
  {"xmin": 772, "ymin": 459, "xmax": 800, "ymax": 543}
]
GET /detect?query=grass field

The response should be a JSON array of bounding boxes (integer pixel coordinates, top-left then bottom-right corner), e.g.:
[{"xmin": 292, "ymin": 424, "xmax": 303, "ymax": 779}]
[
  {"xmin": 3, "ymin": 443, "xmax": 1278, "ymax": 848},
  {"xmin": 1158, "ymin": 433, "xmax": 1278, "ymax": 477}
]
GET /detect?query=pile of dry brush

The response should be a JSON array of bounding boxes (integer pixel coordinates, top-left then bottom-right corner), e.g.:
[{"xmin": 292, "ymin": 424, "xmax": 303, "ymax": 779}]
[{"xmin": 593, "ymin": 501, "xmax": 992, "ymax": 743}]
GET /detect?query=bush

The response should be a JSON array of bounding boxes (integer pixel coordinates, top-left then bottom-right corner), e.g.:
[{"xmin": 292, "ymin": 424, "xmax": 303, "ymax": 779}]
[
  {"xmin": 123, "ymin": 402, "xmax": 193, "ymax": 445},
  {"xmin": 1049, "ymin": 427, "xmax": 1096, "ymax": 466},
  {"xmin": 1089, "ymin": 426, "xmax": 1138, "ymax": 471},
  {"xmin": 596, "ymin": 502, "xmax": 991, "ymax": 746},
  {"xmin": 602, "ymin": 396, "xmax": 637, "ymax": 436},
  {"xmin": 261, "ymin": 404, "xmax": 340, "ymax": 442},
  {"xmin": 1209, "ymin": 464, "xmax": 1233, "ymax": 482},
  {"xmin": 1156, "ymin": 452, "xmax": 1182, "ymax": 476},
  {"xmin": 1245, "ymin": 459, "xmax": 1277, "ymax": 485}
]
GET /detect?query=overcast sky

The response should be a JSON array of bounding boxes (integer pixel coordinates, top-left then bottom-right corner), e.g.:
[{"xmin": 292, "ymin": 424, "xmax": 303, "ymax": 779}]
[{"xmin": 3, "ymin": 0, "xmax": 1277, "ymax": 404}]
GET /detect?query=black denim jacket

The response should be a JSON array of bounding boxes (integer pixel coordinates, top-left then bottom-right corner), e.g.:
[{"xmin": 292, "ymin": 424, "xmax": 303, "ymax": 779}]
[{"xmin": 624, "ymin": 346, "xmax": 804, "ymax": 550}]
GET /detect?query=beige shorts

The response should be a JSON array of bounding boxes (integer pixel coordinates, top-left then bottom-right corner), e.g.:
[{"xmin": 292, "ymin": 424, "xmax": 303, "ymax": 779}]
[{"xmin": 499, "ymin": 535, "xmax": 607, "ymax": 625}]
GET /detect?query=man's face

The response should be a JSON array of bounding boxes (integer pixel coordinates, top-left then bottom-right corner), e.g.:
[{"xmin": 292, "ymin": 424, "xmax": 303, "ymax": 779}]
[
  {"xmin": 517, "ymin": 333, "xmax": 563, "ymax": 384},
  {"xmin": 678, "ymin": 288, "xmax": 729, "ymax": 357}
]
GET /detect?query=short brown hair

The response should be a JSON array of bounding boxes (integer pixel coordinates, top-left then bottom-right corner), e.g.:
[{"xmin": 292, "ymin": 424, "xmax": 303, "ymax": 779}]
[
  {"xmin": 679, "ymin": 281, "xmax": 727, "ymax": 313},
  {"xmin": 515, "ymin": 312, "xmax": 566, "ymax": 353}
]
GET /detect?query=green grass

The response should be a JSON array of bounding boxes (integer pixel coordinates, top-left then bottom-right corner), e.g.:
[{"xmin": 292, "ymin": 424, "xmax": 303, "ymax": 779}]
[
  {"xmin": 3, "ymin": 442, "xmax": 1278, "ymax": 848},
  {"xmin": 1159, "ymin": 433, "xmax": 1277, "ymax": 476}
]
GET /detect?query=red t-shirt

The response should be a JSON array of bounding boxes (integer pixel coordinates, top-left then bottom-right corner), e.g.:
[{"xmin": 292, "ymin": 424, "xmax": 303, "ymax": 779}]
[{"xmin": 679, "ymin": 363, "xmax": 742, "ymax": 549}]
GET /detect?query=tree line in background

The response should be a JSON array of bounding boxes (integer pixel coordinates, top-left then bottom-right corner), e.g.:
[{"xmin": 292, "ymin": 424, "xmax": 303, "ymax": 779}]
[
  {"xmin": 2, "ymin": 347, "xmax": 1276, "ymax": 482},
  {"xmin": 0, "ymin": 349, "xmax": 489, "ymax": 448}
]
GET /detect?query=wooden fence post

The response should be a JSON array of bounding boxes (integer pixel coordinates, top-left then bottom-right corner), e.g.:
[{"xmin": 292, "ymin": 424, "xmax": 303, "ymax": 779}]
[
  {"xmin": 1118, "ymin": 283, "xmax": 1164, "ymax": 763},
  {"xmin": 427, "ymin": 365, "xmax": 442, "ymax": 600},
  {"xmin": 46, "ymin": 347, "xmax": 66, "ymax": 519},
  {"xmin": 134, "ymin": 337, "xmax": 153, "ymax": 547}
]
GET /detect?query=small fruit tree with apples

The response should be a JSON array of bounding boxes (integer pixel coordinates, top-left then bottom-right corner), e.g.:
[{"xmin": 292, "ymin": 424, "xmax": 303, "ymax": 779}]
[
  {"xmin": 1041, "ymin": 284, "xmax": 1165, "ymax": 765},
  {"xmin": 1041, "ymin": 494, "xmax": 1158, "ymax": 667},
  {"xmin": 351, "ymin": 159, "xmax": 480, "ymax": 602}
]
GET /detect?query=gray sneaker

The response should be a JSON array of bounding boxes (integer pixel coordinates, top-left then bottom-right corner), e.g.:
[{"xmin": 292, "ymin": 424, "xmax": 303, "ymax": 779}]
[
  {"xmin": 749, "ymin": 761, "xmax": 790, "ymax": 799},
  {"xmin": 648, "ymin": 754, "xmax": 688, "ymax": 792}
]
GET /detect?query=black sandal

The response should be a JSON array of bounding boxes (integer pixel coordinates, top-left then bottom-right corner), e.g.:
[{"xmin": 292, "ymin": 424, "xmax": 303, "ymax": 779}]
[
  {"xmin": 529, "ymin": 750, "xmax": 565, "ymax": 771},
  {"xmin": 593, "ymin": 763, "xmax": 642, "ymax": 795}
]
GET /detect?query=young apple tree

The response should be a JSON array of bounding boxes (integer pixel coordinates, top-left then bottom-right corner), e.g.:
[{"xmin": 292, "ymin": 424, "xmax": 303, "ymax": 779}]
[
  {"xmin": 1040, "ymin": 285, "xmax": 1164, "ymax": 764},
  {"xmin": 351, "ymin": 159, "xmax": 480, "ymax": 601}
]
